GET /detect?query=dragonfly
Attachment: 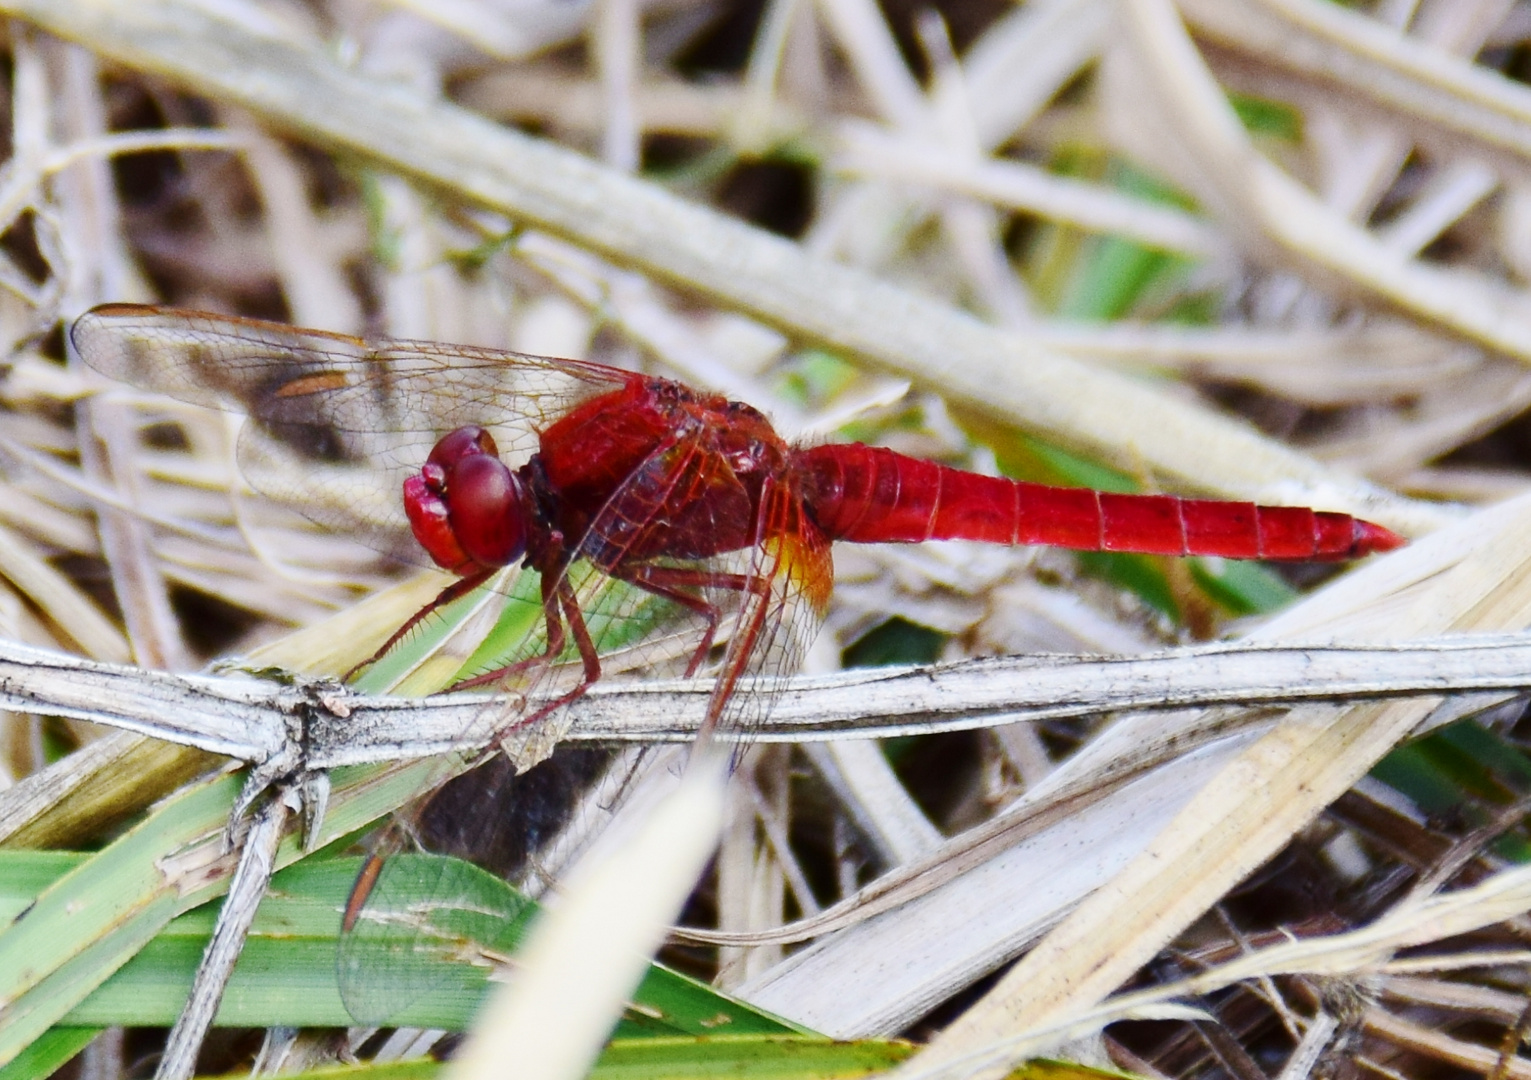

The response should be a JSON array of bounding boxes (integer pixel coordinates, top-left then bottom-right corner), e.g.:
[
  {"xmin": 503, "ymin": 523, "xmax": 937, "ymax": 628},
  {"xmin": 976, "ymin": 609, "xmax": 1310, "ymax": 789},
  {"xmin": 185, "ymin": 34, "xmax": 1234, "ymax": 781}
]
[{"xmin": 70, "ymin": 303, "xmax": 1404, "ymax": 1022}]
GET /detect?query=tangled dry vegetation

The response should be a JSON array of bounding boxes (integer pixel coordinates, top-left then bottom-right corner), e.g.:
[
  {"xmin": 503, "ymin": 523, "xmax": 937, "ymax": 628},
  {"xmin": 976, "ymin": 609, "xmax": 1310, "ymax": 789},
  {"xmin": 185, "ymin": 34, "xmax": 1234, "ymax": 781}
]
[{"xmin": 6, "ymin": 0, "xmax": 1531, "ymax": 1079}]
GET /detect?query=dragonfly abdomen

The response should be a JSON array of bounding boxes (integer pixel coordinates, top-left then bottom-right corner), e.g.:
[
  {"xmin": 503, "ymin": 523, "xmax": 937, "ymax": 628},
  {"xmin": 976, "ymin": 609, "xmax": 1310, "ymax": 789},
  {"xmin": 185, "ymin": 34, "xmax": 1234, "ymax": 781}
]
[{"xmin": 796, "ymin": 443, "xmax": 1403, "ymax": 560}]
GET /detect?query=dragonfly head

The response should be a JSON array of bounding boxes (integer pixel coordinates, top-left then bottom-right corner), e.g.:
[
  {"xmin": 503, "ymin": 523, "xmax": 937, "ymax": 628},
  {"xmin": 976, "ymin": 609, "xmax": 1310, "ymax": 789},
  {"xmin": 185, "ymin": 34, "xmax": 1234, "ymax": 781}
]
[{"xmin": 404, "ymin": 426, "xmax": 528, "ymax": 574}]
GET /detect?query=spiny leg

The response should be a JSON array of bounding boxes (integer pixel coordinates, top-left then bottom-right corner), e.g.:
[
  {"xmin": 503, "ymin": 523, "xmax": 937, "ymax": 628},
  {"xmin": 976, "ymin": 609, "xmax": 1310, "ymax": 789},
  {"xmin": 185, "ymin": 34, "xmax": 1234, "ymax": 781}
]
[
  {"xmin": 693, "ymin": 476, "xmax": 800, "ymax": 749},
  {"xmin": 449, "ymin": 560, "xmax": 569, "ymax": 691},
  {"xmin": 343, "ymin": 568, "xmax": 495, "ymax": 683},
  {"xmin": 503, "ymin": 573, "xmax": 603, "ymax": 727},
  {"xmin": 697, "ymin": 568, "xmax": 775, "ymax": 747},
  {"xmin": 617, "ymin": 564, "xmax": 755, "ymax": 677},
  {"xmin": 556, "ymin": 572, "xmax": 602, "ymax": 690},
  {"xmin": 451, "ymin": 565, "xmax": 605, "ymax": 731}
]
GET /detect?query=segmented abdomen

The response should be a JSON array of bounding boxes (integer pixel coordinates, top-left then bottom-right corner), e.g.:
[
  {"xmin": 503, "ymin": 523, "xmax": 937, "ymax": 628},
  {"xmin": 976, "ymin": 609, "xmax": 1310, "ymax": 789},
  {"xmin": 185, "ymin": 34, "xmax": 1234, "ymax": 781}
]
[{"xmin": 796, "ymin": 444, "xmax": 1402, "ymax": 561}]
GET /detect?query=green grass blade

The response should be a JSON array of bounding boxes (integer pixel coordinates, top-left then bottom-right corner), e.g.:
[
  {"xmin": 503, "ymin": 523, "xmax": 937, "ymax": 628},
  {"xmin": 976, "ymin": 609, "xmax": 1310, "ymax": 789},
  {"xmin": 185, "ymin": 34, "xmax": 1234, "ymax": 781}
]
[
  {"xmin": 2, "ymin": 850, "xmax": 794, "ymax": 1037},
  {"xmin": 0, "ymin": 1026, "xmax": 100, "ymax": 1080}
]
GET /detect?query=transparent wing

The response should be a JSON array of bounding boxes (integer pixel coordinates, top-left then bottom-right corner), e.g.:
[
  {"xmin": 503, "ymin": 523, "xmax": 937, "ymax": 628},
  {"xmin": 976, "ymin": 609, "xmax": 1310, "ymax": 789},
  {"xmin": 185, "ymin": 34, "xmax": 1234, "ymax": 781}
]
[
  {"xmin": 74, "ymin": 306, "xmax": 828, "ymax": 1026},
  {"xmin": 326, "ymin": 444, "xmax": 721, "ymax": 1024},
  {"xmin": 335, "ymin": 433, "xmax": 834, "ymax": 1025},
  {"xmin": 70, "ymin": 304, "xmax": 637, "ymax": 559}
]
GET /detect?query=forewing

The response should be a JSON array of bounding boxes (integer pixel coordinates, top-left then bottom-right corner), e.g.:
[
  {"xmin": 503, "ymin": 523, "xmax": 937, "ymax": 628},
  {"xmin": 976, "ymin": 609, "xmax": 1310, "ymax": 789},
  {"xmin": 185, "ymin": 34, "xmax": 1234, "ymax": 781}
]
[
  {"xmin": 335, "ymin": 433, "xmax": 833, "ymax": 1023},
  {"xmin": 335, "ymin": 440, "xmax": 737, "ymax": 1024},
  {"xmin": 70, "ymin": 305, "xmax": 636, "ymax": 559}
]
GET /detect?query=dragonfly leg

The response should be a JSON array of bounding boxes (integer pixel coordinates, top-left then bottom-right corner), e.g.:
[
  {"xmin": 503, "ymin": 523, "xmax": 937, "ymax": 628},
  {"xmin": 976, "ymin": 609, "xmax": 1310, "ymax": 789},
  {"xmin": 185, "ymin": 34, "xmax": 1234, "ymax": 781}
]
[
  {"xmin": 343, "ymin": 568, "xmax": 495, "ymax": 682},
  {"xmin": 449, "ymin": 562, "xmax": 570, "ymax": 691},
  {"xmin": 614, "ymin": 561, "xmax": 777, "ymax": 745},
  {"xmin": 342, "ymin": 852, "xmax": 386, "ymax": 933},
  {"xmin": 481, "ymin": 573, "xmax": 605, "ymax": 728},
  {"xmin": 448, "ymin": 564, "xmax": 604, "ymax": 730},
  {"xmin": 617, "ymin": 565, "xmax": 755, "ymax": 677},
  {"xmin": 698, "ymin": 570, "xmax": 775, "ymax": 745},
  {"xmin": 341, "ymin": 815, "xmax": 422, "ymax": 932}
]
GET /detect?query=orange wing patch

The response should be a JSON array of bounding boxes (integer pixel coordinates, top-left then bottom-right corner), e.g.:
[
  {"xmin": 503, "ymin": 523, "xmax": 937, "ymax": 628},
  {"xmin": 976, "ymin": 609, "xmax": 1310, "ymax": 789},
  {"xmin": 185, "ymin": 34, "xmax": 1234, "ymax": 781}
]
[{"xmin": 273, "ymin": 371, "xmax": 351, "ymax": 397}]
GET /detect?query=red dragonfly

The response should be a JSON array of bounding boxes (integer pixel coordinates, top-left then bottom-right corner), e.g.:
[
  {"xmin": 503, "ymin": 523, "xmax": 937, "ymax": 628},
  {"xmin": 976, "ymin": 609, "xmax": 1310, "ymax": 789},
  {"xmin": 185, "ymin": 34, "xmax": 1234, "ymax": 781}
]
[
  {"xmin": 71, "ymin": 303, "xmax": 1403, "ymax": 1018},
  {"xmin": 72, "ymin": 302, "xmax": 1406, "ymax": 739}
]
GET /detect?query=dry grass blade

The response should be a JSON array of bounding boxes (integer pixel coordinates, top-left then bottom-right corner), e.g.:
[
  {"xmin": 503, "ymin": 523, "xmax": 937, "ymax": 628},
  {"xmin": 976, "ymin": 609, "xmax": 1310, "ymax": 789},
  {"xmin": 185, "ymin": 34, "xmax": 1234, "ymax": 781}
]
[
  {"xmin": 736, "ymin": 497, "xmax": 1530, "ymax": 1041},
  {"xmin": 3, "ymin": 0, "xmax": 1441, "ymax": 532},
  {"xmin": 899, "ymin": 491, "xmax": 1531, "ymax": 1075},
  {"xmin": 896, "ymin": 864, "xmax": 1531, "ymax": 1075},
  {"xmin": 1184, "ymin": 0, "xmax": 1531, "ymax": 177},
  {"xmin": 1106, "ymin": 0, "xmax": 1531, "ymax": 364},
  {"xmin": 4, "ymin": 0, "xmax": 1531, "ymax": 1078}
]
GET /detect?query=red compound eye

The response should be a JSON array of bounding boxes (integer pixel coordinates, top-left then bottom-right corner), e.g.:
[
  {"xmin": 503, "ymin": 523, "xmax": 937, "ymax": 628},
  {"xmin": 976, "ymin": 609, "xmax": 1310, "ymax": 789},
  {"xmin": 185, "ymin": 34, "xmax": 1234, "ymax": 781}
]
[
  {"xmin": 445, "ymin": 451, "xmax": 525, "ymax": 568},
  {"xmin": 427, "ymin": 425, "xmax": 498, "ymax": 469},
  {"xmin": 405, "ymin": 426, "xmax": 526, "ymax": 573}
]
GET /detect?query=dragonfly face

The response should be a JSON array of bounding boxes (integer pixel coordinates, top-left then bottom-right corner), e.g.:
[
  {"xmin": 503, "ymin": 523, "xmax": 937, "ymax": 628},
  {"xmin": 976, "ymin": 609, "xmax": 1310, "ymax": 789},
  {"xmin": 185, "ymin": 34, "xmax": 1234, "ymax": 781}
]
[{"xmin": 404, "ymin": 426, "xmax": 530, "ymax": 575}]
